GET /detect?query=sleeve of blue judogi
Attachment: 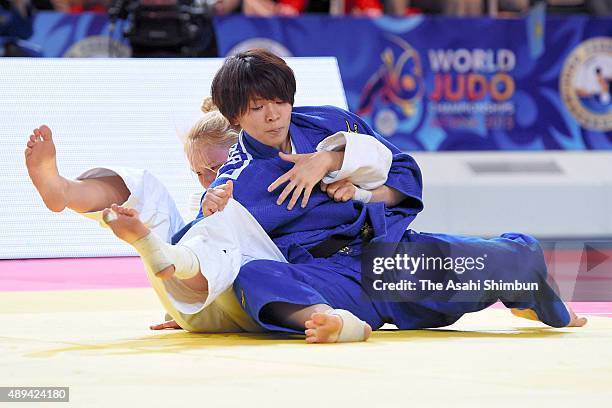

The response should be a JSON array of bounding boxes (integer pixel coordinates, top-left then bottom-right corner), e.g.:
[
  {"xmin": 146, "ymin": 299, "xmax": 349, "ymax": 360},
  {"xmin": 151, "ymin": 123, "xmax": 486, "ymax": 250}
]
[{"xmin": 303, "ymin": 106, "xmax": 424, "ymax": 216}]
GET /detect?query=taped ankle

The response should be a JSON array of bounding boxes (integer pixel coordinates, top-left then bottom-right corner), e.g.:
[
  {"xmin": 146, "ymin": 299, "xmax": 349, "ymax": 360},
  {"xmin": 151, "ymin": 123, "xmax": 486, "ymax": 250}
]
[{"xmin": 132, "ymin": 232, "xmax": 200, "ymax": 279}]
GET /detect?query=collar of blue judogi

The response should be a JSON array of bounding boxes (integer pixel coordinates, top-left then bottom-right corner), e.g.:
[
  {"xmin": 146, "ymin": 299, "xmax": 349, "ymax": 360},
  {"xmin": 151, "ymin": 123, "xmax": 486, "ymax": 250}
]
[{"xmin": 240, "ymin": 121, "xmax": 315, "ymax": 159}]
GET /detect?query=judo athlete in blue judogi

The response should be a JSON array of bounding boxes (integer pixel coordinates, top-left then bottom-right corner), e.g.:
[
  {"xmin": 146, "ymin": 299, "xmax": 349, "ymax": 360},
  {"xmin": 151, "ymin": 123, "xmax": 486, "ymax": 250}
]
[{"xmin": 174, "ymin": 49, "xmax": 586, "ymax": 341}]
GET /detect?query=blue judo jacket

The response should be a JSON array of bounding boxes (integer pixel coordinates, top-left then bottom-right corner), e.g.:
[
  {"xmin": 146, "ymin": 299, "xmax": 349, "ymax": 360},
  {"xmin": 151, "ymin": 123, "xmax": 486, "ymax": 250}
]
[{"xmin": 173, "ymin": 105, "xmax": 424, "ymax": 260}]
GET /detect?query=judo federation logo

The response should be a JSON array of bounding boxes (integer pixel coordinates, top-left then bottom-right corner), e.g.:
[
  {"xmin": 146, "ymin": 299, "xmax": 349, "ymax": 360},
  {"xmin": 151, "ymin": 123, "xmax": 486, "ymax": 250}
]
[
  {"xmin": 358, "ymin": 35, "xmax": 425, "ymax": 137},
  {"xmin": 63, "ymin": 35, "xmax": 131, "ymax": 58},
  {"xmin": 560, "ymin": 37, "xmax": 612, "ymax": 131},
  {"xmin": 228, "ymin": 38, "xmax": 292, "ymax": 57}
]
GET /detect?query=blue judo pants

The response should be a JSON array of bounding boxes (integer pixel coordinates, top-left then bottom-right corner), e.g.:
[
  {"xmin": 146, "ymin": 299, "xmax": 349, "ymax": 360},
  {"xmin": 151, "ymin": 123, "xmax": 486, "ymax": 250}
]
[{"xmin": 233, "ymin": 230, "xmax": 570, "ymax": 333}]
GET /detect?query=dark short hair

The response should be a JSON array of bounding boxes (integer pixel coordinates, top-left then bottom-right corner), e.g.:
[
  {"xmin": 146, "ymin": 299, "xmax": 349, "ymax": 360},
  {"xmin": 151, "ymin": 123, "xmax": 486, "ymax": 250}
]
[{"xmin": 211, "ymin": 49, "xmax": 296, "ymax": 123}]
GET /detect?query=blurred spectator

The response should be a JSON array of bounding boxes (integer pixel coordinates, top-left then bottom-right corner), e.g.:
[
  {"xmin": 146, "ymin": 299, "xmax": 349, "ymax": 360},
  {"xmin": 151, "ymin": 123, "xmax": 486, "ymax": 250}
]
[
  {"xmin": 386, "ymin": 0, "xmax": 484, "ymax": 16},
  {"xmin": 1, "ymin": 0, "xmax": 33, "ymax": 39},
  {"xmin": 1, "ymin": 0, "xmax": 36, "ymax": 55},
  {"xmin": 30, "ymin": 0, "xmax": 54, "ymax": 10},
  {"xmin": 437, "ymin": 0, "xmax": 483, "ymax": 15},
  {"xmin": 587, "ymin": 0, "xmax": 612, "ymax": 15},
  {"xmin": 386, "ymin": 0, "xmax": 588, "ymax": 16},
  {"xmin": 242, "ymin": 0, "xmax": 276, "ymax": 15},
  {"xmin": 243, "ymin": 0, "xmax": 383, "ymax": 16},
  {"xmin": 499, "ymin": 0, "xmax": 530, "ymax": 13},
  {"xmin": 542, "ymin": 0, "xmax": 612, "ymax": 15},
  {"xmin": 51, "ymin": 0, "xmax": 109, "ymax": 13},
  {"xmin": 211, "ymin": 0, "xmax": 241, "ymax": 15}
]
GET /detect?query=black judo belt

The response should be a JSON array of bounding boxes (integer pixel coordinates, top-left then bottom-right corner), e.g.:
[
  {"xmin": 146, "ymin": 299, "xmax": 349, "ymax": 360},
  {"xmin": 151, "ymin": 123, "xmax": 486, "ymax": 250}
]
[{"xmin": 307, "ymin": 222, "xmax": 374, "ymax": 258}]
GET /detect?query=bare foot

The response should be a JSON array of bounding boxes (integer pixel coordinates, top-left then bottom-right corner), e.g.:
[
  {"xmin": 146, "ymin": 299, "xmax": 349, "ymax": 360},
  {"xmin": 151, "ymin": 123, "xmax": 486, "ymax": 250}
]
[
  {"xmin": 511, "ymin": 304, "xmax": 587, "ymax": 328},
  {"xmin": 104, "ymin": 204, "xmax": 175, "ymax": 279},
  {"xmin": 304, "ymin": 312, "xmax": 372, "ymax": 344},
  {"xmin": 24, "ymin": 125, "xmax": 69, "ymax": 212}
]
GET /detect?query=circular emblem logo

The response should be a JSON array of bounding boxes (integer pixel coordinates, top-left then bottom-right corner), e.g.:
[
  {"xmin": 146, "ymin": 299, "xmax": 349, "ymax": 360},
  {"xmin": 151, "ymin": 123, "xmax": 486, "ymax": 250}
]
[
  {"xmin": 227, "ymin": 39, "xmax": 292, "ymax": 58},
  {"xmin": 63, "ymin": 36, "xmax": 131, "ymax": 58},
  {"xmin": 374, "ymin": 109, "xmax": 399, "ymax": 137},
  {"xmin": 560, "ymin": 37, "xmax": 612, "ymax": 131}
]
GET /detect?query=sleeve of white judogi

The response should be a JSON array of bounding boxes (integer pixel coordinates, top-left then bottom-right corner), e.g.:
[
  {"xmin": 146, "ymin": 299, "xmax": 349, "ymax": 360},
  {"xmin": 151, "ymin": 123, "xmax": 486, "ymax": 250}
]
[
  {"xmin": 76, "ymin": 166, "xmax": 186, "ymax": 243},
  {"xmin": 317, "ymin": 131, "xmax": 393, "ymax": 190}
]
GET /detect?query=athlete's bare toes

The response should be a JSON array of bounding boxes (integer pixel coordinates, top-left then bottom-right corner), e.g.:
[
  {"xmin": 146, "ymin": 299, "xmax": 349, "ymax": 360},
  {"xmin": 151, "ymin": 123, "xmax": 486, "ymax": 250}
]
[
  {"xmin": 305, "ymin": 312, "xmax": 373, "ymax": 343},
  {"xmin": 39, "ymin": 125, "xmax": 53, "ymax": 140},
  {"xmin": 511, "ymin": 304, "xmax": 587, "ymax": 327},
  {"xmin": 567, "ymin": 307, "xmax": 588, "ymax": 327},
  {"xmin": 305, "ymin": 312, "xmax": 344, "ymax": 343}
]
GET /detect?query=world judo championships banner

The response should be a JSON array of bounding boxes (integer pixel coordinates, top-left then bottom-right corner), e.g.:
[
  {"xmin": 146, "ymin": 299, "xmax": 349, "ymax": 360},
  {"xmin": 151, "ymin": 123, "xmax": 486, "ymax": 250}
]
[
  {"xmin": 215, "ymin": 15, "xmax": 611, "ymax": 151},
  {"xmin": 25, "ymin": 12, "xmax": 612, "ymax": 151}
]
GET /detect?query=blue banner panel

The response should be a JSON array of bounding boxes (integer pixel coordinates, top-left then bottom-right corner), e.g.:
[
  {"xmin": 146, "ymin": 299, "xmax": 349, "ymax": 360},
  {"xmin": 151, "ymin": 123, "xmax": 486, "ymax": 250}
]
[
  {"xmin": 17, "ymin": 12, "xmax": 612, "ymax": 150},
  {"xmin": 28, "ymin": 11, "xmax": 129, "ymax": 57},
  {"xmin": 214, "ymin": 15, "xmax": 612, "ymax": 151}
]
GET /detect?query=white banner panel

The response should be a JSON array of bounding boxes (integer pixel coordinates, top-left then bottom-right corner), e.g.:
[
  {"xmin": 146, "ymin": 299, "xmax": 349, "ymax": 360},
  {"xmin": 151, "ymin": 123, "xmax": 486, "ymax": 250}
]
[{"xmin": 0, "ymin": 58, "xmax": 347, "ymax": 259}]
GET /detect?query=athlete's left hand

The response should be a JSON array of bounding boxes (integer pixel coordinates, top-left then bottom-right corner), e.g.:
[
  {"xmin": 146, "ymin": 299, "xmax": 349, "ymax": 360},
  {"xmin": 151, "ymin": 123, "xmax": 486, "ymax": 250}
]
[
  {"xmin": 268, "ymin": 151, "xmax": 343, "ymax": 210},
  {"xmin": 201, "ymin": 180, "xmax": 233, "ymax": 216}
]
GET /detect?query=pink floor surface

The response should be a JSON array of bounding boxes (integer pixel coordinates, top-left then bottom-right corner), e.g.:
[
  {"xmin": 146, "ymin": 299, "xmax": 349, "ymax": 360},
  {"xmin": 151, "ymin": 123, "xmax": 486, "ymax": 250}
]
[
  {"xmin": 1, "ymin": 256, "xmax": 611, "ymax": 317},
  {"xmin": 0, "ymin": 257, "xmax": 149, "ymax": 291}
]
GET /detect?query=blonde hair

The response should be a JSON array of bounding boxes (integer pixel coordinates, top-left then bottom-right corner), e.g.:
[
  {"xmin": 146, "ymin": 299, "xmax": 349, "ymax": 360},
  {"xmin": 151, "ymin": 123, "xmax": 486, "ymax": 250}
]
[{"xmin": 184, "ymin": 97, "xmax": 240, "ymax": 168}]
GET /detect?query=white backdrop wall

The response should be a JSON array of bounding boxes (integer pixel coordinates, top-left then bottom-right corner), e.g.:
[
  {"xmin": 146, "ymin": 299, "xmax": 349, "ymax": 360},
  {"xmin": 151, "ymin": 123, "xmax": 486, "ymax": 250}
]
[
  {"xmin": 2, "ymin": 58, "xmax": 609, "ymax": 261},
  {"xmin": 1, "ymin": 58, "xmax": 348, "ymax": 259}
]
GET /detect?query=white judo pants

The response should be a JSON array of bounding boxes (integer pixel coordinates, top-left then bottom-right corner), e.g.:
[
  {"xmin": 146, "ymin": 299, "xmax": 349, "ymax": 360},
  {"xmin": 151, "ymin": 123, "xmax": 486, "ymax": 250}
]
[{"xmin": 77, "ymin": 166, "xmax": 285, "ymax": 333}]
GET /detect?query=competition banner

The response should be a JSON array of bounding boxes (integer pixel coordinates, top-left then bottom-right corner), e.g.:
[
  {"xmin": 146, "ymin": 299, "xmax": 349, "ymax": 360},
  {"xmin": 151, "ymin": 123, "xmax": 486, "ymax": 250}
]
[
  {"xmin": 214, "ymin": 15, "xmax": 612, "ymax": 151},
  {"xmin": 21, "ymin": 12, "xmax": 612, "ymax": 150}
]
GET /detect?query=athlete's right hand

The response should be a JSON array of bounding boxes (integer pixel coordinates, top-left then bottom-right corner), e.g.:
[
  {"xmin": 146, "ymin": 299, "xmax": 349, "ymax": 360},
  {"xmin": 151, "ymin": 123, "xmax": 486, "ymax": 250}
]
[
  {"xmin": 268, "ymin": 151, "xmax": 343, "ymax": 210},
  {"xmin": 201, "ymin": 180, "xmax": 233, "ymax": 217}
]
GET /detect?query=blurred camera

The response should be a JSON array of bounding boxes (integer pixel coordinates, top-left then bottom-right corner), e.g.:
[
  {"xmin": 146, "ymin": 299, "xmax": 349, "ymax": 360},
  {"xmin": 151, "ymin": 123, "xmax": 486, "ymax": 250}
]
[{"xmin": 109, "ymin": 0, "xmax": 217, "ymax": 57}]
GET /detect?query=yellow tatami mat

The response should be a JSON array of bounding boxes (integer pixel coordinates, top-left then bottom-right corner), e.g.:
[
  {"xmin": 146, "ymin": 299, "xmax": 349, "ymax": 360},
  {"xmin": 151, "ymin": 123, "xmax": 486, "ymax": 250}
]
[{"xmin": 1, "ymin": 288, "xmax": 611, "ymax": 407}]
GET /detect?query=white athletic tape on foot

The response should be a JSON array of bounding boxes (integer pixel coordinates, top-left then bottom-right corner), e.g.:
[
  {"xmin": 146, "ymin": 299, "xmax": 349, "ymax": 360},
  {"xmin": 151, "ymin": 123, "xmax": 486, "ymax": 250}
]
[
  {"xmin": 132, "ymin": 232, "xmax": 200, "ymax": 280},
  {"xmin": 326, "ymin": 309, "xmax": 368, "ymax": 343}
]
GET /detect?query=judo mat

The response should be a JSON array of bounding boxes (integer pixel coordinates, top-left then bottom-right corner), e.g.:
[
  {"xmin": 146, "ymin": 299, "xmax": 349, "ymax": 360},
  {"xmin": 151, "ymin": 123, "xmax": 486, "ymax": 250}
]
[{"xmin": 1, "ymin": 257, "xmax": 611, "ymax": 407}]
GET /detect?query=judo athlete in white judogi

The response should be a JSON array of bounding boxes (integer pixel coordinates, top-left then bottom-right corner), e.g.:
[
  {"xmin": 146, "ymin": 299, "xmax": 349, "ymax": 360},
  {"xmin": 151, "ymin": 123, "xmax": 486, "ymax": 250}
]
[{"xmin": 25, "ymin": 122, "xmax": 393, "ymax": 342}]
